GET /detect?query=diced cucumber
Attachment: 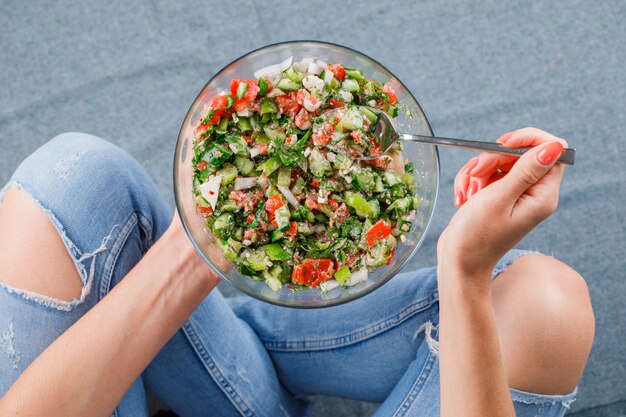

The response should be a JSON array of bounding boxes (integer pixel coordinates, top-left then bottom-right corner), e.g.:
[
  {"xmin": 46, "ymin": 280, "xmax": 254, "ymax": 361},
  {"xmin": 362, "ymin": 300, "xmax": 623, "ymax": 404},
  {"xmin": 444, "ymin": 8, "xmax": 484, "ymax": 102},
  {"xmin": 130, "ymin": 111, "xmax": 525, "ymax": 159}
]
[
  {"xmin": 277, "ymin": 79, "xmax": 301, "ymax": 91},
  {"xmin": 202, "ymin": 144, "xmax": 233, "ymax": 167},
  {"xmin": 359, "ymin": 106, "xmax": 379, "ymax": 123},
  {"xmin": 261, "ymin": 98, "xmax": 278, "ymax": 114},
  {"xmin": 387, "ymin": 105, "xmax": 399, "ymax": 117},
  {"xmin": 263, "ymin": 126, "xmax": 286, "ymax": 141},
  {"xmin": 237, "ymin": 117, "xmax": 252, "ymax": 132},
  {"xmin": 259, "ymin": 156, "xmax": 282, "ymax": 176},
  {"xmin": 229, "ymin": 137, "xmax": 249, "ymax": 156},
  {"xmin": 246, "ymin": 250, "xmax": 268, "ymax": 271},
  {"xmin": 297, "ymin": 222, "xmax": 312, "ymax": 235},
  {"xmin": 333, "ymin": 153, "xmax": 353, "ymax": 171},
  {"xmin": 383, "ymin": 172, "xmax": 402, "ymax": 186},
  {"xmin": 234, "ymin": 156, "xmax": 254, "ymax": 175},
  {"xmin": 277, "ymin": 166, "xmax": 291, "ymax": 187},
  {"xmin": 336, "ymin": 107, "xmax": 364, "ymax": 131},
  {"xmin": 215, "ymin": 117, "xmax": 229, "ymax": 133},
  {"xmin": 262, "ymin": 243, "xmax": 291, "ymax": 261},
  {"xmin": 265, "ymin": 184, "xmax": 280, "ymax": 198},
  {"xmin": 220, "ymin": 199, "xmax": 240, "ymax": 212},
  {"xmin": 375, "ymin": 176, "xmax": 385, "ymax": 193},
  {"xmin": 345, "ymin": 191, "xmax": 378, "ymax": 218},
  {"xmin": 291, "ymin": 177, "xmax": 305, "ymax": 195},
  {"xmin": 271, "ymin": 229, "xmax": 284, "ymax": 242},
  {"xmin": 341, "ymin": 79, "xmax": 360, "ymax": 92},
  {"xmin": 216, "ymin": 163, "xmax": 238, "ymax": 185},
  {"xmin": 274, "ymin": 205, "xmax": 291, "ymax": 231},
  {"xmin": 386, "ymin": 197, "xmax": 411, "ymax": 214},
  {"xmin": 236, "ymin": 81, "xmax": 249, "ymax": 99},
  {"xmin": 284, "ymin": 66, "xmax": 305, "ymax": 82},
  {"xmin": 217, "ymin": 240, "xmax": 238, "ymax": 261},
  {"xmin": 226, "ymin": 95, "xmax": 235, "ymax": 108},
  {"xmin": 308, "ymin": 147, "xmax": 331, "ymax": 177},
  {"xmin": 345, "ymin": 68, "xmax": 365, "ymax": 80},
  {"xmin": 213, "ymin": 213, "xmax": 234, "ymax": 231},
  {"xmin": 334, "ymin": 266, "xmax": 351, "ymax": 284},
  {"xmin": 354, "ymin": 171, "xmax": 377, "ymax": 192},
  {"xmin": 264, "ymin": 274, "xmax": 283, "ymax": 291}
]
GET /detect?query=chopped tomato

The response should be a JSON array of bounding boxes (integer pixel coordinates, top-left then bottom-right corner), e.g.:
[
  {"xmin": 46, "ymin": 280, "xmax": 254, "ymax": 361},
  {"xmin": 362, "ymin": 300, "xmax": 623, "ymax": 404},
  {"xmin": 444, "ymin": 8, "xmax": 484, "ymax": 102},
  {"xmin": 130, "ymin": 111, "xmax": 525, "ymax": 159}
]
[
  {"xmin": 291, "ymin": 258, "xmax": 335, "ymax": 287},
  {"xmin": 382, "ymin": 84, "xmax": 398, "ymax": 104},
  {"xmin": 334, "ymin": 203, "xmax": 350, "ymax": 225},
  {"xmin": 261, "ymin": 76, "xmax": 274, "ymax": 94},
  {"xmin": 196, "ymin": 161, "xmax": 208, "ymax": 171},
  {"xmin": 255, "ymin": 143, "xmax": 269, "ymax": 155},
  {"xmin": 305, "ymin": 194, "xmax": 320, "ymax": 211},
  {"xmin": 274, "ymin": 92, "xmax": 301, "ymax": 117},
  {"xmin": 350, "ymin": 130, "xmax": 363, "ymax": 144},
  {"xmin": 265, "ymin": 194, "xmax": 284, "ymax": 215},
  {"xmin": 294, "ymin": 108, "xmax": 312, "ymax": 130},
  {"xmin": 345, "ymin": 252, "xmax": 362, "ymax": 267},
  {"xmin": 328, "ymin": 98, "xmax": 345, "ymax": 108},
  {"xmin": 246, "ymin": 213, "xmax": 255, "ymax": 224},
  {"xmin": 365, "ymin": 220, "xmax": 392, "ymax": 247},
  {"xmin": 370, "ymin": 138, "xmax": 383, "ymax": 156},
  {"xmin": 230, "ymin": 80, "xmax": 260, "ymax": 112},
  {"xmin": 243, "ymin": 135, "xmax": 254, "ymax": 145},
  {"xmin": 310, "ymin": 178, "xmax": 321, "ymax": 189},
  {"xmin": 327, "ymin": 198, "xmax": 339, "ymax": 211},
  {"xmin": 364, "ymin": 157, "xmax": 389, "ymax": 169},
  {"xmin": 243, "ymin": 229, "xmax": 258, "ymax": 241},
  {"xmin": 210, "ymin": 94, "xmax": 230, "ymax": 117},
  {"xmin": 327, "ymin": 64, "xmax": 346, "ymax": 80},
  {"xmin": 197, "ymin": 206, "xmax": 213, "ymax": 215},
  {"xmin": 312, "ymin": 122, "xmax": 335, "ymax": 146},
  {"xmin": 285, "ymin": 221, "xmax": 298, "ymax": 236}
]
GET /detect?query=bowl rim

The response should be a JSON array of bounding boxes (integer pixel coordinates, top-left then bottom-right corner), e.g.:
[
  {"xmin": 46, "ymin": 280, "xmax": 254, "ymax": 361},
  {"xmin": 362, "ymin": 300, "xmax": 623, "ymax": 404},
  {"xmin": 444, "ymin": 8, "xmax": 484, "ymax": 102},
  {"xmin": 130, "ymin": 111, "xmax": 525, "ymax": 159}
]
[{"xmin": 173, "ymin": 39, "xmax": 440, "ymax": 308}]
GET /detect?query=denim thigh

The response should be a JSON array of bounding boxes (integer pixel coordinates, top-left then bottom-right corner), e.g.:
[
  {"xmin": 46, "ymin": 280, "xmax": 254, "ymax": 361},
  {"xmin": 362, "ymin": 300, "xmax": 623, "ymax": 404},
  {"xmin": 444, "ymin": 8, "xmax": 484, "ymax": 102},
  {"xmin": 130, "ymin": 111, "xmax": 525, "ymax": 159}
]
[{"xmin": 230, "ymin": 250, "xmax": 577, "ymax": 417}]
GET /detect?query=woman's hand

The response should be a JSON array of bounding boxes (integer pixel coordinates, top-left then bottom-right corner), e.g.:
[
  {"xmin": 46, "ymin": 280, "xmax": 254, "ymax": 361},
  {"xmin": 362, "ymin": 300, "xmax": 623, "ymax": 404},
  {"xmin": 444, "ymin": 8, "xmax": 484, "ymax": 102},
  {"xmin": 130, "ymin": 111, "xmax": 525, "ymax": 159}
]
[{"xmin": 437, "ymin": 127, "xmax": 568, "ymax": 283}]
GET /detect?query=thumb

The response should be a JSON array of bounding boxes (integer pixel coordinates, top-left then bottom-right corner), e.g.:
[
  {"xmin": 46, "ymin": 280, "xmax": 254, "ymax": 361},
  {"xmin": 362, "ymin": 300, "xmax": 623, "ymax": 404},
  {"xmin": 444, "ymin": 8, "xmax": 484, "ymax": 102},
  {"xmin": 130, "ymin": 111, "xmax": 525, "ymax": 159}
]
[{"xmin": 492, "ymin": 141, "xmax": 564, "ymax": 201}]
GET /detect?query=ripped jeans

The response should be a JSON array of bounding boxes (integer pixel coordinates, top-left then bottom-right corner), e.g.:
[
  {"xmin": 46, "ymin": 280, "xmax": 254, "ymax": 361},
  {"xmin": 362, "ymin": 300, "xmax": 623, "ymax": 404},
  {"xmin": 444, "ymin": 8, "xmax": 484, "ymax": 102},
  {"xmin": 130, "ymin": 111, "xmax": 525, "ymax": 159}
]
[{"xmin": 0, "ymin": 133, "xmax": 577, "ymax": 416}]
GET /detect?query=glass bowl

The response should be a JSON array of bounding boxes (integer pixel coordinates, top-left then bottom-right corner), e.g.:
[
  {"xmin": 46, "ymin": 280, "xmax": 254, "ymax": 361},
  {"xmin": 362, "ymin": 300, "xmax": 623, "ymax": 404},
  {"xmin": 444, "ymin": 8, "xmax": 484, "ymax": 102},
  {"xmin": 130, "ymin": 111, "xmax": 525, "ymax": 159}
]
[{"xmin": 174, "ymin": 41, "xmax": 439, "ymax": 308}]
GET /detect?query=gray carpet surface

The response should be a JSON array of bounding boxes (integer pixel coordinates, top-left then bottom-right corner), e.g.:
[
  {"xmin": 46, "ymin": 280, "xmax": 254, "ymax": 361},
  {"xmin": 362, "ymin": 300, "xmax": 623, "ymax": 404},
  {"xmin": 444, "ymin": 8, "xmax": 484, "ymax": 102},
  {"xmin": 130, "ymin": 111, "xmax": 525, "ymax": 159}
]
[{"xmin": 1, "ymin": 0, "xmax": 625, "ymax": 415}]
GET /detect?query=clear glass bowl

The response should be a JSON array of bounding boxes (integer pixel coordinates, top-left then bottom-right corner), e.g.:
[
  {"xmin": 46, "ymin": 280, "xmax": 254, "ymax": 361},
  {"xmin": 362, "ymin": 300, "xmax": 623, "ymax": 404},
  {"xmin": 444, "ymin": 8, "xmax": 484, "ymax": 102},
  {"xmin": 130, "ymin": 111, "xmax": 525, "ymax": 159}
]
[{"xmin": 174, "ymin": 41, "xmax": 439, "ymax": 308}]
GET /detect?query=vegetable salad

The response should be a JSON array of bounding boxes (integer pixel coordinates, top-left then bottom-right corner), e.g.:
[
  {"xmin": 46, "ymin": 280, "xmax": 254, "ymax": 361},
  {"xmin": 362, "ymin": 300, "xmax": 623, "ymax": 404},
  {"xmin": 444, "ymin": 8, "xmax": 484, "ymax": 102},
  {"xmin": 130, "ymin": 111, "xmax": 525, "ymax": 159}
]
[{"xmin": 192, "ymin": 56, "xmax": 419, "ymax": 292}]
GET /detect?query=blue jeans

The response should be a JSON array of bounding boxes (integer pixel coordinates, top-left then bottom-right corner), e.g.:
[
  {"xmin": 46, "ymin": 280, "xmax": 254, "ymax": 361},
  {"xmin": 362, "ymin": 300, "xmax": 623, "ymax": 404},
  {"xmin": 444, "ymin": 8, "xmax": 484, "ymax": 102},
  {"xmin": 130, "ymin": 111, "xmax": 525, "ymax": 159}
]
[{"xmin": 0, "ymin": 133, "xmax": 577, "ymax": 416}]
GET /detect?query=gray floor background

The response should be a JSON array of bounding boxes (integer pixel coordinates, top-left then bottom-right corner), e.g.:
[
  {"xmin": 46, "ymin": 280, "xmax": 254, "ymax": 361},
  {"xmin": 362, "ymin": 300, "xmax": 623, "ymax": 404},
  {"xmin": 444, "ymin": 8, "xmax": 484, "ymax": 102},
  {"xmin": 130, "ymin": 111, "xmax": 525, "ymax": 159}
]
[{"xmin": 1, "ymin": 0, "xmax": 625, "ymax": 415}]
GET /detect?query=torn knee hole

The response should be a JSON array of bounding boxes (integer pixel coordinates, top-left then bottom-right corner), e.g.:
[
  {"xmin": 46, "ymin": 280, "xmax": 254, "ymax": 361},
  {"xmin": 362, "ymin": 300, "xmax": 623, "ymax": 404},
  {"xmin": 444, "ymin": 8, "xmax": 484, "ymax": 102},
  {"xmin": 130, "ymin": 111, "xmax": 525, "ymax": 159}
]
[{"xmin": 414, "ymin": 320, "xmax": 439, "ymax": 356}]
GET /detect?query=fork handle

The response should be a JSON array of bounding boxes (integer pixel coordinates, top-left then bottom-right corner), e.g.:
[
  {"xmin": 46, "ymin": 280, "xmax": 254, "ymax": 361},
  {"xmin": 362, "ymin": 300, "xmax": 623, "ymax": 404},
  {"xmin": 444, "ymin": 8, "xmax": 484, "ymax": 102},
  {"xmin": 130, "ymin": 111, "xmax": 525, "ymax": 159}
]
[{"xmin": 399, "ymin": 134, "xmax": 576, "ymax": 165}]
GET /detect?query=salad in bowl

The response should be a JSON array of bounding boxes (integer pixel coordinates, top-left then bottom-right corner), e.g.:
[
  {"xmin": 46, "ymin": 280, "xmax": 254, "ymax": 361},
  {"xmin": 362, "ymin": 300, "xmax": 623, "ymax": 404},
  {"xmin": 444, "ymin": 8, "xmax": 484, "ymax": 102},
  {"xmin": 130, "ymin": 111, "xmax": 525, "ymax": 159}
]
[{"xmin": 191, "ymin": 55, "xmax": 420, "ymax": 293}]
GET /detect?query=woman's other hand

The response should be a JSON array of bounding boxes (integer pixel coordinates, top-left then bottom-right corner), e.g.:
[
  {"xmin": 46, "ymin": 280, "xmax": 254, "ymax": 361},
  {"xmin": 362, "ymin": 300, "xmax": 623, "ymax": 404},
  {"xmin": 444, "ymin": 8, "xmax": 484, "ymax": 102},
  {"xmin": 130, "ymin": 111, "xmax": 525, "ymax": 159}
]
[{"xmin": 438, "ymin": 127, "xmax": 568, "ymax": 282}]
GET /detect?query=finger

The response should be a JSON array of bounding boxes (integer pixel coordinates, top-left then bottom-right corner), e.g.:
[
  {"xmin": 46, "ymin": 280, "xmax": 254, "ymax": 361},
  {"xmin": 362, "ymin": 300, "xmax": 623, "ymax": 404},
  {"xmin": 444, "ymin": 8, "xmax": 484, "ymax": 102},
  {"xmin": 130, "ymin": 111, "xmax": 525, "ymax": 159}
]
[
  {"xmin": 467, "ymin": 152, "xmax": 517, "ymax": 177},
  {"xmin": 502, "ymin": 127, "xmax": 569, "ymax": 148},
  {"xmin": 490, "ymin": 141, "xmax": 565, "ymax": 202},
  {"xmin": 453, "ymin": 168, "xmax": 471, "ymax": 207}
]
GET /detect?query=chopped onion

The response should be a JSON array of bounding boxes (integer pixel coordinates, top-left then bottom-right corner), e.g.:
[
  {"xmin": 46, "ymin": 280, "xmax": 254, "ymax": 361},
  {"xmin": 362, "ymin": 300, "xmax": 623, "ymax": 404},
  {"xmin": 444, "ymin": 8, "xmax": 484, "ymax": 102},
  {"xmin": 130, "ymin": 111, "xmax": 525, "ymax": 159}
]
[
  {"xmin": 236, "ymin": 108, "xmax": 250, "ymax": 117},
  {"xmin": 257, "ymin": 175, "xmax": 269, "ymax": 189},
  {"xmin": 331, "ymin": 130, "xmax": 343, "ymax": 142},
  {"xmin": 310, "ymin": 224, "xmax": 326, "ymax": 234},
  {"xmin": 249, "ymin": 147, "xmax": 261, "ymax": 158},
  {"xmin": 391, "ymin": 227, "xmax": 401, "ymax": 236},
  {"xmin": 277, "ymin": 185, "xmax": 300, "ymax": 208},
  {"xmin": 294, "ymin": 57, "xmax": 313, "ymax": 72},
  {"xmin": 280, "ymin": 56, "xmax": 293, "ymax": 71},
  {"xmin": 316, "ymin": 59, "xmax": 328, "ymax": 69},
  {"xmin": 267, "ymin": 88, "xmax": 286, "ymax": 97},
  {"xmin": 326, "ymin": 152, "xmax": 336, "ymax": 163},
  {"xmin": 242, "ymin": 239, "xmax": 252, "ymax": 246},
  {"xmin": 339, "ymin": 90, "xmax": 353, "ymax": 102},
  {"xmin": 253, "ymin": 56, "xmax": 292, "ymax": 79},
  {"xmin": 199, "ymin": 176, "xmax": 222, "ymax": 209},
  {"xmin": 228, "ymin": 143, "xmax": 239, "ymax": 154},
  {"xmin": 346, "ymin": 268, "xmax": 368, "ymax": 286},
  {"xmin": 367, "ymin": 99, "xmax": 377, "ymax": 107},
  {"xmin": 234, "ymin": 177, "xmax": 258, "ymax": 190},
  {"xmin": 303, "ymin": 147, "xmax": 311, "ymax": 157},
  {"xmin": 303, "ymin": 97, "xmax": 322, "ymax": 112},
  {"xmin": 302, "ymin": 75, "xmax": 324, "ymax": 92},
  {"xmin": 307, "ymin": 62, "xmax": 323, "ymax": 75},
  {"xmin": 319, "ymin": 280, "xmax": 341, "ymax": 293},
  {"xmin": 323, "ymin": 70, "xmax": 334, "ymax": 85}
]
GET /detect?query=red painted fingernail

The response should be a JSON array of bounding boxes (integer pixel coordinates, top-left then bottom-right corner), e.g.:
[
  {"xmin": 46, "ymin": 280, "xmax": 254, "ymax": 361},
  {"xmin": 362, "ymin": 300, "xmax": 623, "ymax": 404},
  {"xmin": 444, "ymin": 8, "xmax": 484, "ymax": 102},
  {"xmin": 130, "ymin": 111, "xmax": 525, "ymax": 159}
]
[
  {"xmin": 537, "ymin": 142, "xmax": 564, "ymax": 166},
  {"xmin": 468, "ymin": 180, "xmax": 478, "ymax": 198},
  {"xmin": 463, "ymin": 157, "xmax": 479, "ymax": 175},
  {"xmin": 454, "ymin": 190, "xmax": 464, "ymax": 207}
]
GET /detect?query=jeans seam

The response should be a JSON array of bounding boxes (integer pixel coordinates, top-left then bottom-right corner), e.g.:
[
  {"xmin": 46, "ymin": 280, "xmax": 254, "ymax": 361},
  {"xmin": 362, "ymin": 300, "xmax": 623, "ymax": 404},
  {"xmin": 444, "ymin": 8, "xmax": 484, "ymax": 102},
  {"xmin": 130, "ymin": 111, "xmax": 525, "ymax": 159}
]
[
  {"xmin": 182, "ymin": 320, "xmax": 256, "ymax": 417},
  {"xmin": 264, "ymin": 293, "xmax": 439, "ymax": 352},
  {"xmin": 99, "ymin": 212, "xmax": 138, "ymax": 300},
  {"xmin": 392, "ymin": 329, "xmax": 439, "ymax": 417}
]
